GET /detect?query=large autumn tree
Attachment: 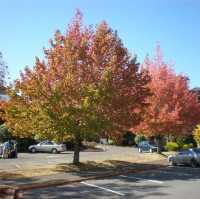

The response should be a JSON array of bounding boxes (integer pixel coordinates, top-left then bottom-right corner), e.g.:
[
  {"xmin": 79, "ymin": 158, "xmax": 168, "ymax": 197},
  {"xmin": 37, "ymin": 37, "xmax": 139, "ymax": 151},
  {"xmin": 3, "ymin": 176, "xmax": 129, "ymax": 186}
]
[
  {"xmin": 5, "ymin": 11, "xmax": 151, "ymax": 164},
  {"xmin": 134, "ymin": 45, "xmax": 200, "ymax": 152}
]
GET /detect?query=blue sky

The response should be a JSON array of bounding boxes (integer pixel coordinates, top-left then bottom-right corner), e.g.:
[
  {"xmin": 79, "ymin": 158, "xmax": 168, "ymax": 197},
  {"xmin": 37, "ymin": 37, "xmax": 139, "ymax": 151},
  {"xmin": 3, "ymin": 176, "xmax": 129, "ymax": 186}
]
[{"xmin": 0, "ymin": 0, "xmax": 200, "ymax": 88}]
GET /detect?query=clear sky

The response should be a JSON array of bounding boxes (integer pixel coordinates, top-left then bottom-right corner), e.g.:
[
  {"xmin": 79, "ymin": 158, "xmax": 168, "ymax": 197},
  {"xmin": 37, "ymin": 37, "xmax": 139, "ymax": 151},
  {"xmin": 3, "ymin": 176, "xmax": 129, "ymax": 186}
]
[{"xmin": 0, "ymin": 0, "xmax": 200, "ymax": 88}]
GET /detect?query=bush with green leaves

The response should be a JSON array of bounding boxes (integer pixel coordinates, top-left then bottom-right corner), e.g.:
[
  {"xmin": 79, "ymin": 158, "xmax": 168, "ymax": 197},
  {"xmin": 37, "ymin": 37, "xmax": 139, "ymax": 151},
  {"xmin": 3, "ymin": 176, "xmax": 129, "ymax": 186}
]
[
  {"xmin": 165, "ymin": 142, "xmax": 179, "ymax": 151},
  {"xmin": 176, "ymin": 136, "xmax": 196, "ymax": 148},
  {"xmin": 181, "ymin": 143, "xmax": 193, "ymax": 150}
]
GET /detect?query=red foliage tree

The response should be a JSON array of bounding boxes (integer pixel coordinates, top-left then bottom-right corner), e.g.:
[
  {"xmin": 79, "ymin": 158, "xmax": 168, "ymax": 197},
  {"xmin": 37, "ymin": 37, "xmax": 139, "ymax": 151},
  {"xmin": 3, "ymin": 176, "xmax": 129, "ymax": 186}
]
[{"xmin": 134, "ymin": 45, "xmax": 200, "ymax": 151}]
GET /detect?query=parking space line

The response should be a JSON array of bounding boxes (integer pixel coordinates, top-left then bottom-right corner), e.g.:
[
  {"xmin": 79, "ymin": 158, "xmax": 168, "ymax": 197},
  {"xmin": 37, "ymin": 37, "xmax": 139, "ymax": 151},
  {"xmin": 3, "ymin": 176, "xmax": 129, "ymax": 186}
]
[
  {"xmin": 81, "ymin": 181, "xmax": 125, "ymax": 196},
  {"xmin": 120, "ymin": 175, "xmax": 164, "ymax": 184},
  {"xmin": 15, "ymin": 164, "xmax": 21, "ymax": 169}
]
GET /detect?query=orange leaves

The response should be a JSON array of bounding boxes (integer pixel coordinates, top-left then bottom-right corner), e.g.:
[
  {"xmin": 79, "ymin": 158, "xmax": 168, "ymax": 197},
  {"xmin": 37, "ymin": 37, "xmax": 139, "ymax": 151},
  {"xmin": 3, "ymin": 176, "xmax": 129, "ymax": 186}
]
[{"xmin": 4, "ymin": 10, "xmax": 151, "ymax": 142}]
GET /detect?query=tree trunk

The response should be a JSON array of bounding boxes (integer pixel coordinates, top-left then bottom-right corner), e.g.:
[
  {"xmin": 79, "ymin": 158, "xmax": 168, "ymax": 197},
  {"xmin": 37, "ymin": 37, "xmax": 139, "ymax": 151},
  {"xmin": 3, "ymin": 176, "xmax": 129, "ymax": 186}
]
[
  {"xmin": 155, "ymin": 136, "xmax": 162, "ymax": 154},
  {"xmin": 73, "ymin": 134, "xmax": 80, "ymax": 165}
]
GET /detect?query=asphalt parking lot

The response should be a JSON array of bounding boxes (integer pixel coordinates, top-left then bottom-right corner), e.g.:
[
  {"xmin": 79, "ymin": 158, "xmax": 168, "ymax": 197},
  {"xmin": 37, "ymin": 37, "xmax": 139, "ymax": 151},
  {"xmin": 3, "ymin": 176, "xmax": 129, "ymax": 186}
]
[
  {"xmin": 23, "ymin": 166, "xmax": 200, "ymax": 199},
  {"xmin": 0, "ymin": 145, "xmax": 160, "ymax": 171}
]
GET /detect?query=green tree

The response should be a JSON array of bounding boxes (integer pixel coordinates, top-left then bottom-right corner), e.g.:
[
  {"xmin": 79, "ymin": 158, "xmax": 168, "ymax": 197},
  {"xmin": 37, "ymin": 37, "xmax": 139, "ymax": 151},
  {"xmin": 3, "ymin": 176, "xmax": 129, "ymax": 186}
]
[{"xmin": 5, "ymin": 11, "xmax": 151, "ymax": 164}]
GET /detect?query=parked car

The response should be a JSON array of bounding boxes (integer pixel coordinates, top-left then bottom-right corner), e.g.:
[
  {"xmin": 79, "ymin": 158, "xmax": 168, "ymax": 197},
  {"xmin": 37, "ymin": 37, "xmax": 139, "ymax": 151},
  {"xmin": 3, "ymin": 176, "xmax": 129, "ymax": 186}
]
[
  {"xmin": 168, "ymin": 148, "xmax": 200, "ymax": 167},
  {"xmin": 0, "ymin": 143, "xmax": 3, "ymax": 156},
  {"xmin": 138, "ymin": 141, "xmax": 158, "ymax": 153},
  {"xmin": 0, "ymin": 141, "xmax": 18, "ymax": 158},
  {"xmin": 28, "ymin": 140, "xmax": 66, "ymax": 153}
]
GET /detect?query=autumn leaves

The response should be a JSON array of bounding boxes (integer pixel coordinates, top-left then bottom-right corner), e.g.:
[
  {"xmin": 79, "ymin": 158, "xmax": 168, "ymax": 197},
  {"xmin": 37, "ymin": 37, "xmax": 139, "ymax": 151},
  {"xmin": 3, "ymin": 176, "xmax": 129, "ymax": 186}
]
[{"xmin": 3, "ymin": 10, "xmax": 200, "ymax": 164}]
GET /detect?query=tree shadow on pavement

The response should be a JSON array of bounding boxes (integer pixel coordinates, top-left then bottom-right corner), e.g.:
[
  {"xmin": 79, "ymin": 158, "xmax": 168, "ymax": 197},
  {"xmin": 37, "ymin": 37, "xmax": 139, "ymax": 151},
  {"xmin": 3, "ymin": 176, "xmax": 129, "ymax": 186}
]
[
  {"xmin": 54, "ymin": 160, "xmax": 166, "ymax": 177},
  {"xmin": 23, "ymin": 181, "xmax": 168, "ymax": 199}
]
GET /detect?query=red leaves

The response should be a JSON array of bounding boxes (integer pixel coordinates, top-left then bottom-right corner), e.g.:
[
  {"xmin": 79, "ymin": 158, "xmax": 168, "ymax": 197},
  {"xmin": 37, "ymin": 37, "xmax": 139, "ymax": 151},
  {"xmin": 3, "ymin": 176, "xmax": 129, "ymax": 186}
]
[{"xmin": 134, "ymin": 45, "xmax": 200, "ymax": 137}]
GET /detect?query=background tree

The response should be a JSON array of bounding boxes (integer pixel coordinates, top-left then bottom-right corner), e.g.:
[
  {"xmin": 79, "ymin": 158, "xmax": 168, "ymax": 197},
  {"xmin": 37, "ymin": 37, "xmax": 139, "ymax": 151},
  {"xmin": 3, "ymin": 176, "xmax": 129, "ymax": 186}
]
[
  {"xmin": 5, "ymin": 11, "xmax": 151, "ymax": 164},
  {"xmin": 0, "ymin": 124, "xmax": 12, "ymax": 142},
  {"xmin": 0, "ymin": 52, "xmax": 8, "ymax": 89},
  {"xmin": 0, "ymin": 52, "xmax": 8, "ymax": 125},
  {"xmin": 134, "ymin": 45, "xmax": 200, "ymax": 152},
  {"xmin": 193, "ymin": 125, "xmax": 200, "ymax": 147}
]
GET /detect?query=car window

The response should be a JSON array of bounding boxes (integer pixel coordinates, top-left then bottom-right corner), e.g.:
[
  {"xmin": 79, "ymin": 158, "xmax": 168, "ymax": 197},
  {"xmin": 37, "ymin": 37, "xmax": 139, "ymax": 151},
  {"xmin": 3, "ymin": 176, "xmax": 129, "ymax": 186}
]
[
  {"xmin": 40, "ymin": 141, "xmax": 47, "ymax": 145},
  {"xmin": 45, "ymin": 141, "xmax": 54, "ymax": 145},
  {"xmin": 193, "ymin": 148, "xmax": 200, "ymax": 153},
  {"xmin": 179, "ymin": 150, "xmax": 192, "ymax": 155},
  {"xmin": 139, "ymin": 141, "xmax": 149, "ymax": 146}
]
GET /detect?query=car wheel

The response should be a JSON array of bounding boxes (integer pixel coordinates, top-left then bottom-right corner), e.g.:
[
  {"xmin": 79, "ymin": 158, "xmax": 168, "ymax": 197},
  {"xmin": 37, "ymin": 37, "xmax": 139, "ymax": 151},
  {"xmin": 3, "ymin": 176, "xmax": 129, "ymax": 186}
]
[
  {"xmin": 31, "ymin": 148, "xmax": 36, "ymax": 153},
  {"xmin": 52, "ymin": 148, "xmax": 58, "ymax": 154},
  {"xmin": 138, "ymin": 148, "xmax": 142, "ymax": 153},
  {"xmin": 190, "ymin": 159, "xmax": 198, "ymax": 168}
]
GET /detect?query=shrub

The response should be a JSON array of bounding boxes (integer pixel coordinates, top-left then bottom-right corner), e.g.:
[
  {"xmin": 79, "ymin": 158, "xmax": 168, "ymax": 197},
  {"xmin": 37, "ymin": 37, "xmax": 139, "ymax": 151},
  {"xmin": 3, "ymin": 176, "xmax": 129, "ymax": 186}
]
[
  {"xmin": 0, "ymin": 124, "xmax": 12, "ymax": 143},
  {"xmin": 165, "ymin": 142, "xmax": 179, "ymax": 151},
  {"xmin": 176, "ymin": 136, "xmax": 196, "ymax": 148},
  {"xmin": 181, "ymin": 143, "xmax": 194, "ymax": 150},
  {"xmin": 16, "ymin": 138, "xmax": 37, "ymax": 152},
  {"xmin": 189, "ymin": 143, "xmax": 194, "ymax": 148},
  {"xmin": 134, "ymin": 134, "xmax": 146, "ymax": 145},
  {"xmin": 108, "ymin": 139, "xmax": 114, "ymax": 145},
  {"xmin": 122, "ymin": 131, "xmax": 136, "ymax": 146}
]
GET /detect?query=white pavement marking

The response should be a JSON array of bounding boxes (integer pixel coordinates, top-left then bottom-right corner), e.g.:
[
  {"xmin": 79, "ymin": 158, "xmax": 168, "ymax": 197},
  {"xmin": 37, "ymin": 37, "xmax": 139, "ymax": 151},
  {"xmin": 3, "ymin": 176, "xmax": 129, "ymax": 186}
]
[
  {"xmin": 47, "ymin": 156, "xmax": 58, "ymax": 158},
  {"xmin": 15, "ymin": 164, "xmax": 21, "ymax": 169},
  {"xmin": 120, "ymin": 175, "xmax": 164, "ymax": 184},
  {"xmin": 81, "ymin": 181, "xmax": 125, "ymax": 196}
]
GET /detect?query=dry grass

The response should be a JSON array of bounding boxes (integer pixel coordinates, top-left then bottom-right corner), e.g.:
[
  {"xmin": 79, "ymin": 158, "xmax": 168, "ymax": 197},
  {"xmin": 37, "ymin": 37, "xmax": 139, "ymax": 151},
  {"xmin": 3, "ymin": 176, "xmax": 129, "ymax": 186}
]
[{"xmin": 0, "ymin": 152, "xmax": 165, "ymax": 180}]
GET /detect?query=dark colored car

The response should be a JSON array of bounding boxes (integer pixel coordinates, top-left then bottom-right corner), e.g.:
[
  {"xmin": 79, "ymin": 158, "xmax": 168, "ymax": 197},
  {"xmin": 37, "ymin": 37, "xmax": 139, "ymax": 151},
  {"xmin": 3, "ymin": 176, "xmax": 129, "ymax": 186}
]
[
  {"xmin": 168, "ymin": 148, "xmax": 200, "ymax": 167},
  {"xmin": 138, "ymin": 141, "xmax": 158, "ymax": 153}
]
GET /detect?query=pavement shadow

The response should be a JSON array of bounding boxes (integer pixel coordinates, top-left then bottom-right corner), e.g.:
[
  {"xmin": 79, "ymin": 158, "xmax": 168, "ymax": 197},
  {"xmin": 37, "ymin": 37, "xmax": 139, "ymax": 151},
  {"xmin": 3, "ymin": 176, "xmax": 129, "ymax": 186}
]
[
  {"xmin": 0, "ymin": 172, "xmax": 39, "ymax": 185},
  {"xmin": 54, "ymin": 160, "xmax": 166, "ymax": 177},
  {"xmin": 23, "ymin": 181, "xmax": 167, "ymax": 199},
  {"xmin": 2, "ymin": 160, "xmax": 200, "ymax": 198}
]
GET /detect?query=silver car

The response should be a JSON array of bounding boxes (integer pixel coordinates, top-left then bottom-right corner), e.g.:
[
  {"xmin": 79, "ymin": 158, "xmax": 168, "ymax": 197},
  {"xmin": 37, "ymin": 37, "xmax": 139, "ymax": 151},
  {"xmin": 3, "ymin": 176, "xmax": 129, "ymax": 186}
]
[
  {"xmin": 168, "ymin": 148, "xmax": 200, "ymax": 167},
  {"xmin": 28, "ymin": 140, "xmax": 66, "ymax": 153}
]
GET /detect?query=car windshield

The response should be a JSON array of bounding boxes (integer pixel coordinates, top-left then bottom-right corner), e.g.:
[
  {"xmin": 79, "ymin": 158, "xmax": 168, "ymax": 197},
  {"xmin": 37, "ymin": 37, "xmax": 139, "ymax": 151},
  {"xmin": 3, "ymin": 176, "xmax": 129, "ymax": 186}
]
[
  {"xmin": 139, "ymin": 141, "xmax": 149, "ymax": 145},
  {"xmin": 193, "ymin": 148, "xmax": 200, "ymax": 153}
]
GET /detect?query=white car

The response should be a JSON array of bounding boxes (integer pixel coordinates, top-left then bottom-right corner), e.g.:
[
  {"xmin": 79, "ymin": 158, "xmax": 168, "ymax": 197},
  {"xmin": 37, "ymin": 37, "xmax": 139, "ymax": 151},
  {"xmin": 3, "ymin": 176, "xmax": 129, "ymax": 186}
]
[{"xmin": 28, "ymin": 140, "xmax": 66, "ymax": 153}]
